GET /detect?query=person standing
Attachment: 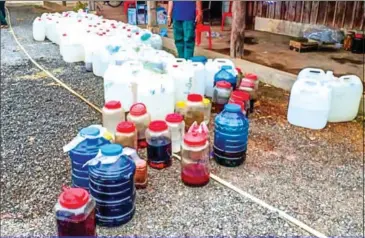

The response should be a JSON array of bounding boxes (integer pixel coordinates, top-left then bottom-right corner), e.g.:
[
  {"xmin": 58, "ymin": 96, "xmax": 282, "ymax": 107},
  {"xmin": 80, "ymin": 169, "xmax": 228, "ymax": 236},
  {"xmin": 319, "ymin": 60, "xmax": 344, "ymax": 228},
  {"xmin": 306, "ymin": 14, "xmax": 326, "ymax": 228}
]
[
  {"xmin": 167, "ymin": 1, "xmax": 202, "ymax": 60},
  {"xmin": 0, "ymin": 1, "xmax": 8, "ymax": 29}
]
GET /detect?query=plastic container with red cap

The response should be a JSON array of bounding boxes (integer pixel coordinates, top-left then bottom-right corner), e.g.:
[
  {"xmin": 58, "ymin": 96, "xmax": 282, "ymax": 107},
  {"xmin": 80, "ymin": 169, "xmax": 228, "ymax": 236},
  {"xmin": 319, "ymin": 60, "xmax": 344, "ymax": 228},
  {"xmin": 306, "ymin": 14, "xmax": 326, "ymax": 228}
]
[
  {"xmin": 212, "ymin": 81, "xmax": 232, "ymax": 113},
  {"xmin": 102, "ymin": 101, "xmax": 125, "ymax": 135},
  {"xmin": 181, "ymin": 132, "xmax": 210, "ymax": 186},
  {"xmin": 115, "ymin": 121, "xmax": 137, "ymax": 149},
  {"xmin": 55, "ymin": 187, "xmax": 96, "ymax": 236},
  {"xmin": 229, "ymin": 90, "xmax": 251, "ymax": 117},
  {"xmin": 184, "ymin": 94, "xmax": 205, "ymax": 132},
  {"xmin": 239, "ymin": 73, "xmax": 259, "ymax": 113},
  {"xmin": 145, "ymin": 120, "xmax": 172, "ymax": 169},
  {"xmin": 165, "ymin": 113, "xmax": 185, "ymax": 153},
  {"xmin": 127, "ymin": 103, "xmax": 151, "ymax": 148}
]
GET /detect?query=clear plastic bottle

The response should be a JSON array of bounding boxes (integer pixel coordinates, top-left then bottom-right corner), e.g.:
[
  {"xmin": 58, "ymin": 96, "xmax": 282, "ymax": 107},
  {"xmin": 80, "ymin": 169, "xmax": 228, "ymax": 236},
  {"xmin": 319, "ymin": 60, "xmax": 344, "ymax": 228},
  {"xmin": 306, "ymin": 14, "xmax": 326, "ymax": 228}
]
[
  {"xmin": 184, "ymin": 94, "xmax": 204, "ymax": 132},
  {"xmin": 212, "ymin": 81, "xmax": 232, "ymax": 113},
  {"xmin": 127, "ymin": 103, "xmax": 151, "ymax": 148},
  {"xmin": 181, "ymin": 132, "xmax": 210, "ymax": 187},
  {"xmin": 202, "ymin": 98, "xmax": 211, "ymax": 125},
  {"xmin": 145, "ymin": 120, "xmax": 172, "ymax": 169},
  {"xmin": 102, "ymin": 101, "xmax": 125, "ymax": 135},
  {"xmin": 122, "ymin": 147, "xmax": 148, "ymax": 189},
  {"xmin": 115, "ymin": 121, "xmax": 137, "ymax": 149},
  {"xmin": 55, "ymin": 187, "xmax": 96, "ymax": 237},
  {"xmin": 165, "ymin": 113, "xmax": 184, "ymax": 153}
]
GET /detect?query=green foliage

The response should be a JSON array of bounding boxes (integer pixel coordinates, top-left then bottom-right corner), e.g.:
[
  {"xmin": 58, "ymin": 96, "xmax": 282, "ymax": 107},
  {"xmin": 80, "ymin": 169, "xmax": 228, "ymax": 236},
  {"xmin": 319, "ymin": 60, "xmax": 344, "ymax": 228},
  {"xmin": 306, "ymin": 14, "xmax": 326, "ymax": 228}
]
[{"xmin": 73, "ymin": 1, "xmax": 88, "ymax": 12}]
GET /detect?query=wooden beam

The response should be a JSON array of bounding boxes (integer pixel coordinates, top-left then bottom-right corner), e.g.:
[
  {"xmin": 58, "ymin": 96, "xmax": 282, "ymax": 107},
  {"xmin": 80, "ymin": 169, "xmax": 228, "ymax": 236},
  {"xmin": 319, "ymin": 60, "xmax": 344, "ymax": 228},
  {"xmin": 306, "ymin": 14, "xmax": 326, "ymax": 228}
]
[
  {"xmin": 310, "ymin": 1, "xmax": 319, "ymax": 24},
  {"xmin": 300, "ymin": 1, "xmax": 304, "ymax": 23},
  {"xmin": 332, "ymin": 1, "xmax": 338, "ymax": 27},
  {"xmin": 323, "ymin": 1, "xmax": 328, "ymax": 25},
  {"xmin": 341, "ymin": 1, "xmax": 347, "ymax": 28},
  {"xmin": 147, "ymin": 1, "xmax": 158, "ymax": 33},
  {"xmin": 351, "ymin": 1, "xmax": 357, "ymax": 29}
]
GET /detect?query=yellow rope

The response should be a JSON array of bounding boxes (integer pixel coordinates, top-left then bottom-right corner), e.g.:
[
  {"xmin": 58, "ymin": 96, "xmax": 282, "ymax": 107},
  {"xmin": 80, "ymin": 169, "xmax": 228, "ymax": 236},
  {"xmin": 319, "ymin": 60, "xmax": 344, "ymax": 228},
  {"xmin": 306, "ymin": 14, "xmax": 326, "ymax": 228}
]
[{"xmin": 6, "ymin": 7, "xmax": 328, "ymax": 238}]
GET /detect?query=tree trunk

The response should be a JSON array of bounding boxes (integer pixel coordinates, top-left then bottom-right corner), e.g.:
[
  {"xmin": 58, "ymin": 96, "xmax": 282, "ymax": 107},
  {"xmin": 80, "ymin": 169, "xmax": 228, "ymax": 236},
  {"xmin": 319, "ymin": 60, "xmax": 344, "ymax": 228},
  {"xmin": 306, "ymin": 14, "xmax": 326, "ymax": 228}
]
[
  {"xmin": 147, "ymin": 1, "xmax": 159, "ymax": 33},
  {"xmin": 230, "ymin": 1, "xmax": 246, "ymax": 58}
]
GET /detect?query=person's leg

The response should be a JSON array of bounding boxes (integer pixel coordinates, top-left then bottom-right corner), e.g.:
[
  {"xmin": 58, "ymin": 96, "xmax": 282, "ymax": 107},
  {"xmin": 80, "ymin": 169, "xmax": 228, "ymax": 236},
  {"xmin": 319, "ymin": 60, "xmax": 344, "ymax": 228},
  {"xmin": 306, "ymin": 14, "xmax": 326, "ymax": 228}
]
[
  {"xmin": 182, "ymin": 20, "xmax": 195, "ymax": 60},
  {"xmin": 0, "ymin": 1, "xmax": 7, "ymax": 26},
  {"xmin": 173, "ymin": 20, "xmax": 184, "ymax": 58}
]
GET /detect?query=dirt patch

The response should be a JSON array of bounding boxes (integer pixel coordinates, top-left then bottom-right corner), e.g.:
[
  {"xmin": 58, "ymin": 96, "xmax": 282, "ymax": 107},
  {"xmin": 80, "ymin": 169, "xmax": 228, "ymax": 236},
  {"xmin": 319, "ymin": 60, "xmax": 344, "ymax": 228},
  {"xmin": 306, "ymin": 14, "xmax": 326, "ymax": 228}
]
[{"xmin": 331, "ymin": 56, "xmax": 364, "ymax": 65}]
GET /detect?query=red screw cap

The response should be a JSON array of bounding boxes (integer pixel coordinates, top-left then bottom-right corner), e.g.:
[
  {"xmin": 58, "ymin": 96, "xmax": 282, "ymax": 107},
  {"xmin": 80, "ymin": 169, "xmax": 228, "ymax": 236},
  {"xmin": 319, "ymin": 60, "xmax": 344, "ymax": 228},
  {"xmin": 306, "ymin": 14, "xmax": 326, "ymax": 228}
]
[
  {"xmin": 187, "ymin": 94, "xmax": 203, "ymax": 102},
  {"xmin": 104, "ymin": 101, "xmax": 122, "ymax": 110},
  {"xmin": 59, "ymin": 188, "xmax": 89, "ymax": 209},
  {"xmin": 216, "ymin": 81, "xmax": 232, "ymax": 89},
  {"xmin": 148, "ymin": 120, "xmax": 168, "ymax": 132},
  {"xmin": 129, "ymin": 103, "xmax": 147, "ymax": 116},
  {"xmin": 184, "ymin": 132, "xmax": 207, "ymax": 147},
  {"xmin": 165, "ymin": 113, "xmax": 183, "ymax": 123},
  {"xmin": 117, "ymin": 121, "xmax": 136, "ymax": 133}
]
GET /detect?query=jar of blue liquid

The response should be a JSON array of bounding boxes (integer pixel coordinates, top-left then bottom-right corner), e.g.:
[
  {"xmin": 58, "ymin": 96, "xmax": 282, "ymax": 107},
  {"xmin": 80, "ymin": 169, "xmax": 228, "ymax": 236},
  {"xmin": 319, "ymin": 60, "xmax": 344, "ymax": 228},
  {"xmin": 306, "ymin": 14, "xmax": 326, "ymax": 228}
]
[
  {"xmin": 214, "ymin": 104, "xmax": 249, "ymax": 167},
  {"xmin": 88, "ymin": 144, "xmax": 136, "ymax": 227},
  {"xmin": 63, "ymin": 126, "xmax": 111, "ymax": 191},
  {"xmin": 145, "ymin": 120, "xmax": 172, "ymax": 169}
]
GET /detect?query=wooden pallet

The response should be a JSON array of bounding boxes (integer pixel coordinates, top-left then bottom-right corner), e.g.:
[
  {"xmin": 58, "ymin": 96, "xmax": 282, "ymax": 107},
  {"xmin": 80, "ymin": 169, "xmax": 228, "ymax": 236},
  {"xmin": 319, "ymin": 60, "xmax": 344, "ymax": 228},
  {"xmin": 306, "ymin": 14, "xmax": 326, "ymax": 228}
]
[{"xmin": 289, "ymin": 40, "xmax": 319, "ymax": 53}]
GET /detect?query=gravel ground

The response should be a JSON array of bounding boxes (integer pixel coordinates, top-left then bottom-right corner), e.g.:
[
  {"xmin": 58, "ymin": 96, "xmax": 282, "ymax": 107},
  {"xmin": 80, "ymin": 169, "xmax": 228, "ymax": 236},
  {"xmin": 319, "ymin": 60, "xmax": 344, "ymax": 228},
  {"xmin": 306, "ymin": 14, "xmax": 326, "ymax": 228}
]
[{"xmin": 1, "ymin": 5, "xmax": 364, "ymax": 237}]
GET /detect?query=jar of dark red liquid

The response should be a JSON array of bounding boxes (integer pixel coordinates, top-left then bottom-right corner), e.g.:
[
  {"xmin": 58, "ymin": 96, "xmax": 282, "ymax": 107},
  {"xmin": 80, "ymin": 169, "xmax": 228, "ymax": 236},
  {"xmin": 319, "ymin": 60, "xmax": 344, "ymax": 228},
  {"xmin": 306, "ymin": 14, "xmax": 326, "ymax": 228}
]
[
  {"xmin": 55, "ymin": 187, "xmax": 96, "ymax": 237},
  {"xmin": 352, "ymin": 33, "xmax": 365, "ymax": 54},
  {"xmin": 181, "ymin": 132, "xmax": 210, "ymax": 186},
  {"xmin": 145, "ymin": 120, "xmax": 172, "ymax": 169},
  {"xmin": 212, "ymin": 81, "xmax": 232, "ymax": 113},
  {"xmin": 229, "ymin": 90, "xmax": 250, "ymax": 117}
]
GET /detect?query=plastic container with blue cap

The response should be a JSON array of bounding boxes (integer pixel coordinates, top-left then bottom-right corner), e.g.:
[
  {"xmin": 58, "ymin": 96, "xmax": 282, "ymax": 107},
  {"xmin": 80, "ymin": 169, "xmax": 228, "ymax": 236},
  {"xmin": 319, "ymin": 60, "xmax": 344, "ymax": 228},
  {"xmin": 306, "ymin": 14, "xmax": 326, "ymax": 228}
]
[
  {"xmin": 213, "ymin": 104, "xmax": 249, "ymax": 167},
  {"xmin": 63, "ymin": 126, "xmax": 111, "ymax": 191},
  {"xmin": 190, "ymin": 56, "xmax": 207, "ymax": 64},
  {"xmin": 214, "ymin": 65, "xmax": 238, "ymax": 90},
  {"xmin": 88, "ymin": 144, "xmax": 136, "ymax": 227}
]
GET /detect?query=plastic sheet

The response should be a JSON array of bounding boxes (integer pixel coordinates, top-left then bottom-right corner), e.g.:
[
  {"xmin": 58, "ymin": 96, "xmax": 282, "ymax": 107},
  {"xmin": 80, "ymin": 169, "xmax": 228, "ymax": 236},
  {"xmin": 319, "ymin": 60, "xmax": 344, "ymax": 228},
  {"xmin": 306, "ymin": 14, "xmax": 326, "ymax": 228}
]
[{"xmin": 303, "ymin": 26, "xmax": 345, "ymax": 44}]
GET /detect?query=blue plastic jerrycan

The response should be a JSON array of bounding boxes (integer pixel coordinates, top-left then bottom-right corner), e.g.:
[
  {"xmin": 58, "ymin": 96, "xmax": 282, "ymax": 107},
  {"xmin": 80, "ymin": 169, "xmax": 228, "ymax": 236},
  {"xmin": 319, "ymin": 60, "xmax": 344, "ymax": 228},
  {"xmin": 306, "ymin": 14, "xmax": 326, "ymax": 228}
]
[
  {"xmin": 63, "ymin": 126, "xmax": 111, "ymax": 191},
  {"xmin": 214, "ymin": 65, "xmax": 237, "ymax": 90}
]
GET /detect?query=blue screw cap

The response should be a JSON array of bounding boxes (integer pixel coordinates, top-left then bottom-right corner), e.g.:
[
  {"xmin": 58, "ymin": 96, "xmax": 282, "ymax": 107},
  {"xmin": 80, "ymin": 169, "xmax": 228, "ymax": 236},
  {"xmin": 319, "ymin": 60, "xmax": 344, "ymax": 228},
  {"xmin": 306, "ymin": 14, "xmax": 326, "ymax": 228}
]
[
  {"xmin": 224, "ymin": 103, "xmax": 241, "ymax": 113},
  {"xmin": 80, "ymin": 127, "xmax": 100, "ymax": 137},
  {"xmin": 101, "ymin": 144, "xmax": 123, "ymax": 156}
]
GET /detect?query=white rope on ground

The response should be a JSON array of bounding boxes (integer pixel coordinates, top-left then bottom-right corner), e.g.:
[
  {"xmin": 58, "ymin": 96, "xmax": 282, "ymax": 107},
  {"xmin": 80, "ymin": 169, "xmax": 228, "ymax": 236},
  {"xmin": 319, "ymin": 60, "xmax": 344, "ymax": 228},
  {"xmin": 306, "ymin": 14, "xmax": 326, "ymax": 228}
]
[{"xmin": 6, "ymin": 7, "xmax": 328, "ymax": 238}]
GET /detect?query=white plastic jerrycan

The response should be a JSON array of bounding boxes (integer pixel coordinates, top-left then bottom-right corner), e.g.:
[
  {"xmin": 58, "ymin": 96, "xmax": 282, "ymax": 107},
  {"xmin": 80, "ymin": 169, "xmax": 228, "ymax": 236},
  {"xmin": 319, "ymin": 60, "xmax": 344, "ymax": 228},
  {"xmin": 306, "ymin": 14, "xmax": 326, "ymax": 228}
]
[
  {"xmin": 167, "ymin": 58, "xmax": 194, "ymax": 102},
  {"xmin": 288, "ymin": 78, "xmax": 332, "ymax": 130},
  {"xmin": 137, "ymin": 73, "xmax": 175, "ymax": 120},
  {"xmin": 104, "ymin": 61, "xmax": 144, "ymax": 112},
  {"xmin": 187, "ymin": 61, "xmax": 206, "ymax": 96},
  {"xmin": 297, "ymin": 68, "xmax": 326, "ymax": 82},
  {"xmin": 33, "ymin": 17, "xmax": 46, "ymax": 41},
  {"xmin": 327, "ymin": 75, "xmax": 363, "ymax": 122},
  {"xmin": 205, "ymin": 58, "xmax": 235, "ymax": 97}
]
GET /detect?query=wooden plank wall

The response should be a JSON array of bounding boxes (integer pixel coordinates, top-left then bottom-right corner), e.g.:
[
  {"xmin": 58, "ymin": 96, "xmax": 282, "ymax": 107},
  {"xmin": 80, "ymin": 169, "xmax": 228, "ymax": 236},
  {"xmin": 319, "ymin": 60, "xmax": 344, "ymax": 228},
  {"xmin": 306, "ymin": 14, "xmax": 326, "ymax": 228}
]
[{"xmin": 246, "ymin": 1, "xmax": 365, "ymax": 30}]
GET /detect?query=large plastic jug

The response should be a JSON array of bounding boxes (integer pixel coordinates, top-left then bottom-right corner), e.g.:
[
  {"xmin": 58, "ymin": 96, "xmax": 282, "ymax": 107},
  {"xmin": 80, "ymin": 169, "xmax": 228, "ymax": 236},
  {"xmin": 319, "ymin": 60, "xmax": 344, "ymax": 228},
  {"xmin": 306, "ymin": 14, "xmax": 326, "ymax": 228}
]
[
  {"xmin": 287, "ymin": 79, "xmax": 332, "ymax": 129},
  {"xmin": 88, "ymin": 144, "xmax": 136, "ymax": 227},
  {"xmin": 93, "ymin": 43, "xmax": 121, "ymax": 77},
  {"xmin": 63, "ymin": 126, "xmax": 111, "ymax": 191},
  {"xmin": 104, "ymin": 61, "xmax": 144, "ymax": 112},
  {"xmin": 214, "ymin": 104, "xmax": 249, "ymax": 167},
  {"xmin": 187, "ymin": 61, "xmax": 206, "ymax": 96},
  {"xmin": 150, "ymin": 34, "xmax": 163, "ymax": 50},
  {"xmin": 327, "ymin": 75, "xmax": 363, "ymax": 122},
  {"xmin": 214, "ymin": 65, "xmax": 237, "ymax": 90},
  {"xmin": 61, "ymin": 32, "xmax": 85, "ymax": 63},
  {"xmin": 137, "ymin": 73, "xmax": 175, "ymax": 120},
  {"xmin": 167, "ymin": 58, "xmax": 194, "ymax": 102},
  {"xmin": 33, "ymin": 17, "xmax": 46, "ymax": 41},
  {"xmin": 297, "ymin": 68, "xmax": 326, "ymax": 82},
  {"xmin": 205, "ymin": 58, "xmax": 236, "ymax": 97}
]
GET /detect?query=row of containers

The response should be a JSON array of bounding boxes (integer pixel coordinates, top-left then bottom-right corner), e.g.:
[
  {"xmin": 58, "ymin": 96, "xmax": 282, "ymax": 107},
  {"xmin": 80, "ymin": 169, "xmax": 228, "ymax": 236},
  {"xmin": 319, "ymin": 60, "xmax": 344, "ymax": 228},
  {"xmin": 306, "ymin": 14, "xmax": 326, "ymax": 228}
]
[{"xmin": 57, "ymin": 91, "xmax": 250, "ymax": 236}]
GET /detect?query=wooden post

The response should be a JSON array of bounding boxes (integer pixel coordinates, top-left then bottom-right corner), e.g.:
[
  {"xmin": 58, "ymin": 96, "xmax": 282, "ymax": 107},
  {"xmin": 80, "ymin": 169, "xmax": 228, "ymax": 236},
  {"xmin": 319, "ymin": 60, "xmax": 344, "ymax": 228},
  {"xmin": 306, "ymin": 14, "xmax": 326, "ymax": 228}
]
[
  {"xmin": 230, "ymin": 1, "xmax": 245, "ymax": 58},
  {"xmin": 147, "ymin": 1, "xmax": 159, "ymax": 33}
]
